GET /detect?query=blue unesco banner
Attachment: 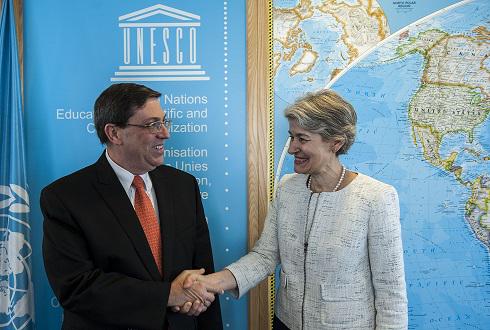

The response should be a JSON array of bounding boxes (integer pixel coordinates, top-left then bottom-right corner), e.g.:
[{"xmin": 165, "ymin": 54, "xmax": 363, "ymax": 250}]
[{"xmin": 24, "ymin": 1, "xmax": 247, "ymax": 329}]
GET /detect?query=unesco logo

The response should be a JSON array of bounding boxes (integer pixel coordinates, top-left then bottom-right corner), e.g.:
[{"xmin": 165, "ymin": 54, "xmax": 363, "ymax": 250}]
[{"xmin": 111, "ymin": 4, "xmax": 209, "ymax": 82}]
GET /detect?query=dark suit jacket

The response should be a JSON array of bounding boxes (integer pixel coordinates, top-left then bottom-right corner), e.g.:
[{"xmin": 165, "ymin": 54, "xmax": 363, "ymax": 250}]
[{"xmin": 41, "ymin": 154, "xmax": 223, "ymax": 330}]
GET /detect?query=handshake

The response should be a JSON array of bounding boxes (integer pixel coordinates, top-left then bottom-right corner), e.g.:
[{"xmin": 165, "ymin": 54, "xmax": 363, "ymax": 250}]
[{"xmin": 168, "ymin": 268, "xmax": 235, "ymax": 316}]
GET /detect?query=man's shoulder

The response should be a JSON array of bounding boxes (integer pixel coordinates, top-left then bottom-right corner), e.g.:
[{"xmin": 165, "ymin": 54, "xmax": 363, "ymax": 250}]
[{"xmin": 152, "ymin": 165, "xmax": 196, "ymax": 183}]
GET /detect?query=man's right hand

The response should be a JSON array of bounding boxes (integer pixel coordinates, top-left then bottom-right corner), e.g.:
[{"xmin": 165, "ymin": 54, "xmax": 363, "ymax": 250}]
[
  {"xmin": 172, "ymin": 269, "xmax": 237, "ymax": 314},
  {"xmin": 168, "ymin": 269, "xmax": 221, "ymax": 316}
]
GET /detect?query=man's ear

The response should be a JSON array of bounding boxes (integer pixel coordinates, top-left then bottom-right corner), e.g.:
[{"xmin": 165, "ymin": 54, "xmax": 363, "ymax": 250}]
[{"xmin": 104, "ymin": 124, "xmax": 123, "ymax": 145}]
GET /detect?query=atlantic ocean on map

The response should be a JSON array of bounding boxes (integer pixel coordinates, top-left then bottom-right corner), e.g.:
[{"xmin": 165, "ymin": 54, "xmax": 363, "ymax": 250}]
[{"xmin": 274, "ymin": 0, "xmax": 490, "ymax": 328}]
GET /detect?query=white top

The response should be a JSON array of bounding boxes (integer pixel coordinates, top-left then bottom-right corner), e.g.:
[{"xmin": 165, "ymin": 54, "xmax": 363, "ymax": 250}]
[{"xmin": 226, "ymin": 172, "xmax": 407, "ymax": 330}]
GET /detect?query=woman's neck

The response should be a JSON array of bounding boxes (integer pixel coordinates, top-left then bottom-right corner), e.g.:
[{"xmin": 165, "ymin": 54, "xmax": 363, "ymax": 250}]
[{"xmin": 309, "ymin": 163, "xmax": 345, "ymax": 192}]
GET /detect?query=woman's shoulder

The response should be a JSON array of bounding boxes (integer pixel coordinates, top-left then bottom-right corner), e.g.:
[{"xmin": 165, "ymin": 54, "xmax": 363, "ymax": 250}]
[
  {"xmin": 278, "ymin": 173, "xmax": 307, "ymax": 188},
  {"xmin": 348, "ymin": 174, "xmax": 399, "ymax": 211},
  {"xmin": 354, "ymin": 172, "xmax": 398, "ymax": 195},
  {"xmin": 275, "ymin": 173, "xmax": 309, "ymax": 198}
]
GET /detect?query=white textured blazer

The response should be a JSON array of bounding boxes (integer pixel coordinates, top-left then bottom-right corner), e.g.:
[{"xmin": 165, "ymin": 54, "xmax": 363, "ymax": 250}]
[{"xmin": 227, "ymin": 173, "xmax": 408, "ymax": 329}]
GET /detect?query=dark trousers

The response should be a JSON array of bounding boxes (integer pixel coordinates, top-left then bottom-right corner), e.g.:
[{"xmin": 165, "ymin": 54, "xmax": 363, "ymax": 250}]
[{"xmin": 273, "ymin": 315, "xmax": 290, "ymax": 330}]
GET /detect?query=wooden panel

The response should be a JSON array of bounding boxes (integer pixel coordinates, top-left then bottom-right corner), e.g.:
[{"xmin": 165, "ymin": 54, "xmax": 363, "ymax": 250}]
[{"xmin": 246, "ymin": 0, "xmax": 272, "ymax": 329}]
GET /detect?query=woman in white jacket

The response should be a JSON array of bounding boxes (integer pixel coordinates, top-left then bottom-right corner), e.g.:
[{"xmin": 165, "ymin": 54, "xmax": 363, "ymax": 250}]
[{"xmin": 182, "ymin": 89, "xmax": 408, "ymax": 329}]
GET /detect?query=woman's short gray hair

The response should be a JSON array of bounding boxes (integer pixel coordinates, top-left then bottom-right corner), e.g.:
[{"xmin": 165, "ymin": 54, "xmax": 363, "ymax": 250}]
[{"xmin": 285, "ymin": 89, "xmax": 357, "ymax": 155}]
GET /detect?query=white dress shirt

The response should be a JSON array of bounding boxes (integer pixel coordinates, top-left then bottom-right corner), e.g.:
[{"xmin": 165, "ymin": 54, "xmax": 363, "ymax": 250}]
[{"xmin": 105, "ymin": 150, "xmax": 160, "ymax": 222}]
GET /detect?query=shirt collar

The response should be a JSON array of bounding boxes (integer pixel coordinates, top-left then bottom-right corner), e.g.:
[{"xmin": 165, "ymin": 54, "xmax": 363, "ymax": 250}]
[{"xmin": 105, "ymin": 150, "xmax": 153, "ymax": 193}]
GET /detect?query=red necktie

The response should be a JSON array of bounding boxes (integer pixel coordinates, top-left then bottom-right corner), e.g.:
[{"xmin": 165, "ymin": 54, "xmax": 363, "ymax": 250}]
[{"xmin": 132, "ymin": 175, "xmax": 162, "ymax": 275}]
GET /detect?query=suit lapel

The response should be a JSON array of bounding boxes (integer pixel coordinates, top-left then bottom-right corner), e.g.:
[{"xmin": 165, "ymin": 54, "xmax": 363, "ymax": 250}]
[
  {"xmin": 93, "ymin": 154, "xmax": 162, "ymax": 280},
  {"xmin": 150, "ymin": 168, "xmax": 175, "ymax": 282}
]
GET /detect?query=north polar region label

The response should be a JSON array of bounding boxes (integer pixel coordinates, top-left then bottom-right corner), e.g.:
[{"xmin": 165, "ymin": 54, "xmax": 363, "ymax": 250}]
[{"xmin": 56, "ymin": 108, "xmax": 95, "ymax": 134}]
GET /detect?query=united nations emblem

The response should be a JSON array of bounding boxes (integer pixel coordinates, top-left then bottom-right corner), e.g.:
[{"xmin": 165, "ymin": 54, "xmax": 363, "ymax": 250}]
[{"xmin": 0, "ymin": 184, "xmax": 34, "ymax": 329}]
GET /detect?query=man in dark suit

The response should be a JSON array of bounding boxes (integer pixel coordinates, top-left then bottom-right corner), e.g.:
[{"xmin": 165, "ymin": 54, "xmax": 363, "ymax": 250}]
[{"xmin": 41, "ymin": 83, "xmax": 222, "ymax": 330}]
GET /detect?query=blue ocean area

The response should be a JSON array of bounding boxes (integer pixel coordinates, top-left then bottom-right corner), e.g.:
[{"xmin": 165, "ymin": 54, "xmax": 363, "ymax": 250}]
[
  {"xmin": 332, "ymin": 53, "xmax": 424, "ymax": 171},
  {"xmin": 275, "ymin": 55, "xmax": 331, "ymax": 105},
  {"xmin": 275, "ymin": 58, "xmax": 309, "ymax": 104},
  {"xmin": 439, "ymin": 133, "xmax": 469, "ymax": 158},
  {"xmin": 274, "ymin": 0, "xmax": 298, "ymax": 9},
  {"xmin": 431, "ymin": 1, "xmax": 490, "ymax": 36},
  {"xmin": 474, "ymin": 115, "xmax": 490, "ymax": 154}
]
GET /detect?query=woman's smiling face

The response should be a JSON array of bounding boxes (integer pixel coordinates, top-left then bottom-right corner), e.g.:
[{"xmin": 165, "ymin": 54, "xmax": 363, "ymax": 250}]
[{"xmin": 287, "ymin": 119, "xmax": 339, "ymax": 176}]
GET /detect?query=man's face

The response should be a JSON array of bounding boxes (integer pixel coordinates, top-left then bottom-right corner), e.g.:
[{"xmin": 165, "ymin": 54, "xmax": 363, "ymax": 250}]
[{"xmin": 117, "ymin": 98, "xmax": 169, "ymax": 174}]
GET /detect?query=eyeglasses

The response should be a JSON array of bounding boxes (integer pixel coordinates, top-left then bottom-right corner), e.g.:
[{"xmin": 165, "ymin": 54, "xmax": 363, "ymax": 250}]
[{"xmin": 125, "ymin": 119, "xmax": 171, "ymax": 134}]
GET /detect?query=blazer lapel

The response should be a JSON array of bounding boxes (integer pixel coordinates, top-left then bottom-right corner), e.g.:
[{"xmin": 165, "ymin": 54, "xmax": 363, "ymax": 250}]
[
  {"xmin": 150, "ymin": 168, "xmax": 175, "ymax": 282},
  {"xmin": 93, "ymin": 154, "xmax": 162, "ymax": 280}
]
